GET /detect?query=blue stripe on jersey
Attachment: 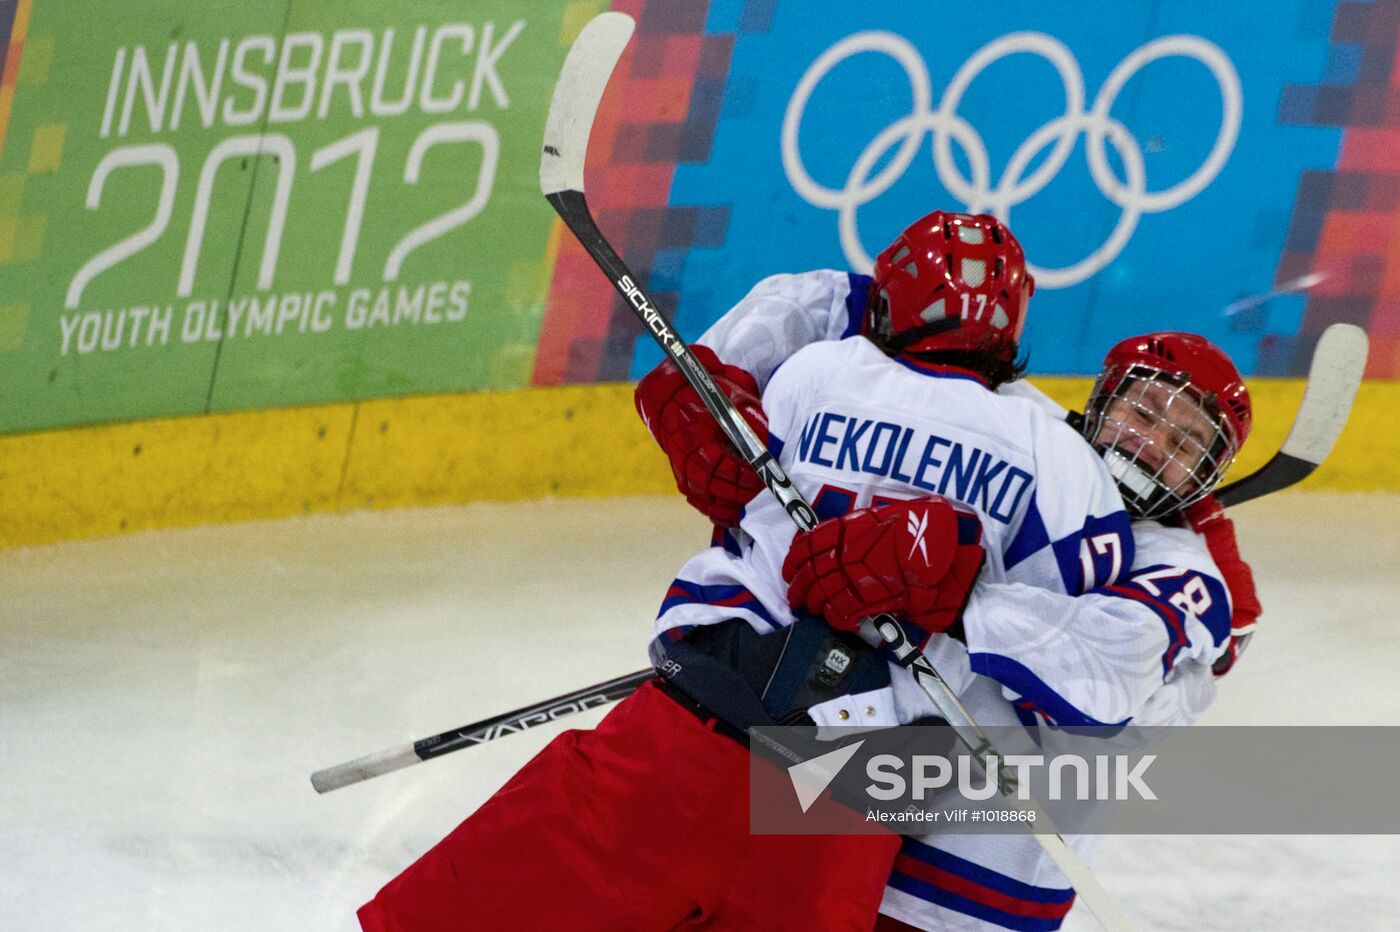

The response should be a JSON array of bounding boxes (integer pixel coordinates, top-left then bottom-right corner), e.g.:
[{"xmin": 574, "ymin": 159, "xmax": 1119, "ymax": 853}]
[
  {"xmin": 1102, "ymin": 563, "xmax": 1233, "ymax": 653},
  {"xmin": 1048, "ymin": 510, "xmax": 1135, "ymax": 594},
  {"xmin": 843, "ymin": 273, "xmax": 870, "ymax": 338},
  {"xmin": 1003, "ymin": 494, "xmax": 1050, "ymax": 570},
  {"xmin": 1000, "ymin": 494, "xmax": 1135, "ymax": 593},
  {"xmin": 1104, "ymin": 581, "xmax": 1190, "ymax": 675},
  {"xmin": 1198, "ymin": 574, "xmax": 1232, "ymax": 645},
  {"xmin": 1139, "ymin": 566, "xmax": 1232, "ymax": 647},
  {"xmin": 709, "ymin": 525, "xmax": 744, "ymax": 557},
  {"xmin": 890, "ymin": 356, "xmax": 992, "ymax": 384},
  {"xmin": 968, "ymin": 652, "xmax": 1129, "ymax": 728},
  {"xmin": 886, "ymin": 872, "xmax": 1068, "ymax": 931},
  {"xmin": 899, "ymin": 841, "xmax": 1077, "ymax": 904},
  {"xmin": 769, "ymin": 429, "xmax": 785, "ymax": 460},
  {"xmin": 955, "ymin": 508, "xmax": 982, "ymax": 546},
  {"xmin": 657, "ymin": 579, "xmax": 780, "ymax": 630}
]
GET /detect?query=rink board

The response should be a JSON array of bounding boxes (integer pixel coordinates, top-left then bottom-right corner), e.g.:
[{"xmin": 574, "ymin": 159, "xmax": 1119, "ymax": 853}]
[{"xmin": 2, "ymin": 376, "xmax": 1396, "ymax": 548}]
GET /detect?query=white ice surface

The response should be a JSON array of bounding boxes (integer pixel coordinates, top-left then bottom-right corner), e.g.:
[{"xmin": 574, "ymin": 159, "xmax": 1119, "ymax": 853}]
[{"xmin": 2, "ymin": 493, "xmax": 1398, "ymax": 931}]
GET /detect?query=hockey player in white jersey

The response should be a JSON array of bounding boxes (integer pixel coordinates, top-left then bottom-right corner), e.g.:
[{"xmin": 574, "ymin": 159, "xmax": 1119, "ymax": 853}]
[
  {"xmin": 872, "ymin": 332, "xmax": 1258, "ymax": 932},
  {"xmin": 360, "ymin": 211, "xmax": 1147, "ymax": 931},
  {"xmin": 636, "ymin": 215, "xmax": 1259, "ymax": 930},
  {"xmin": 635, "ymin": 210, "xmax": 1174, "ymax": 928}
]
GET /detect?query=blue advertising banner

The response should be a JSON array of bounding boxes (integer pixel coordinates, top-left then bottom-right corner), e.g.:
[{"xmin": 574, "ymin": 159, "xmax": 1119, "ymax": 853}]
[{"xmin": 626, "ymin": 0, "xmax": 1345, "ymax": 378}]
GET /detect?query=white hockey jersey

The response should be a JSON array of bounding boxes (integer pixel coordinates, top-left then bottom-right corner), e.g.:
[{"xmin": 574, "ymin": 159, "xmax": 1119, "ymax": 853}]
[{"xmin": 649, "ymin": 270, "xmax": 1235, "ymax": 931}]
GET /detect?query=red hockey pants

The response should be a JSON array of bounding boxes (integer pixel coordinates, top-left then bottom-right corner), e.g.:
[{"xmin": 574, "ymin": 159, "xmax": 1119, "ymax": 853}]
[{"xmin": 359, "ymin": 680, "xmax": 899, "ymax": 931}]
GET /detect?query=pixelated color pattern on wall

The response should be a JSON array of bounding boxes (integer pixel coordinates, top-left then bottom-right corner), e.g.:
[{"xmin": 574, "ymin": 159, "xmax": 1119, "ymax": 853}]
[{"xmin": 1, "ymin": 0, "xmax": 1395, "ymax": 438}]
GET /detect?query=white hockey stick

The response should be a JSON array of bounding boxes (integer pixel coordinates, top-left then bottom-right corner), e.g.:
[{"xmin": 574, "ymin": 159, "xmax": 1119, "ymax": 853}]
[
  {"xmin": 541, "ymin": 13, "xmax": 1136, "ymax": 931},
  {"xmin": 1216, "ymin": 323, "xmax": 1368, "ymax": 507}
]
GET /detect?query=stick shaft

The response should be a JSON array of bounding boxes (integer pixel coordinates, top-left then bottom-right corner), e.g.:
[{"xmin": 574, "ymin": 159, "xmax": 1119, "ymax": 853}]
[
  {"xmin": 549, "ymin": 191, "xmax": 819, "ymax": 531},
  {"xmin": 547, "ymin": 186, "xmax": 1136, "ymax": 931},
  {"xmin": 310, "ymin": 669, "xmax": 654, "ymax": 793},
  {"xmin": 413, "ymin": 668, "xmax": 655, "ymax": 760}
]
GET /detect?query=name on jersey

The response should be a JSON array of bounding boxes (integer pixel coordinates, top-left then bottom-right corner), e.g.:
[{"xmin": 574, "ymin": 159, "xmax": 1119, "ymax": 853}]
[{"xmin": 796, "ymin": 410, "xmax": 1033, "ymax": 524}]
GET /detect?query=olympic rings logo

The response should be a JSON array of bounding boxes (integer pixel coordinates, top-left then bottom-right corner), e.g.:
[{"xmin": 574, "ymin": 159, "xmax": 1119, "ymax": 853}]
[{"xmin": 781, "ymin": 31, "xmax": 1242, "ymax": 289}]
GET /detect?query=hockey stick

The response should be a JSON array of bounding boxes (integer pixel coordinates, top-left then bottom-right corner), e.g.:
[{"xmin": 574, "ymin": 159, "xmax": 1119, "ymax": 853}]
[
  {"xmin": 314, "ymin": 323, "xmax": 1369, "ymax": 786},
  {"xmin": 1216, "ymin": 323, "xmax": 1367, "ymax": 507},
  {"xmin": 312, "ymin": 16, "xmax": 1359, "ymax": 918},
  {"xmin": 541, "ymin": 16, "xmax": 816, "ymax": 531},
  {"xmin": 312, "ymin": 319, "xmax": 1367, "ymax": 790},
  {"xmin": 541, "ymin": 13, "xmax": 1136, "ymax": 931},
  {"xmin": 310, "ymin": 668, "xmax": 653, "ymax": 793}
]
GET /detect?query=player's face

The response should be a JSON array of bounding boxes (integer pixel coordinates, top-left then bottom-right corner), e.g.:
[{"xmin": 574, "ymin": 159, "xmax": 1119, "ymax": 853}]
[{"xmin": 1098, "ymin": 378, "xmax": 1219, "ymax": 496}]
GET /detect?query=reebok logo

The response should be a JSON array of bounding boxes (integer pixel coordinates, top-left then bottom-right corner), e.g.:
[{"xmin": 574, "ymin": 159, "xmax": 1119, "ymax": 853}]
[
  {"xmin": 787, "ymin": 740, "xmax": 865, "ymax": 813},
  {"xmin": 907, "ymin": 509, "xmax": 929, "ymax": 564}
]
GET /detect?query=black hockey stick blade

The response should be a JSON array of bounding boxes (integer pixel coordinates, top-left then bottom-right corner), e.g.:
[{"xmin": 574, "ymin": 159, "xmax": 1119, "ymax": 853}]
[
  {"xmin": 310, "ymin": 669, "xmax": 655, "ymax": 793},
  {"xmin": 1217, "ymin": 323, "xmax": 1368, "ymax": 508}
]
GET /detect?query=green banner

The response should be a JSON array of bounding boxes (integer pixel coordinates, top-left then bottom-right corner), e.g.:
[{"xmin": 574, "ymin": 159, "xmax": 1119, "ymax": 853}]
[{"xmin": 0, "ymin": 0, "xmax": 586, "ymax": 433}]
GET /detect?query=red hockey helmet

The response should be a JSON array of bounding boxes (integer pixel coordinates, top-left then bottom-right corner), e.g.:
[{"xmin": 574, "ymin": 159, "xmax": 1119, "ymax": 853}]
[
  {"xmin": 865, "ymin": 211, "xmax": 1035, "ymax": 361},
  {"xmin": 1083, "ymin": 332, "xmax": 1253, "ymax": 519}
]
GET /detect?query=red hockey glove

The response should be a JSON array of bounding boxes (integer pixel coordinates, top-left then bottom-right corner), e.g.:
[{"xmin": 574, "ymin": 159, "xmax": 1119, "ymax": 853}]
[
  {"xmin": 634, "ymin": 345, "xmax": 768, "ymax": 527},
  {"xmin": 782, "ymin": 497, "xmax": 985, "ymax": 647},
  {"xmin": 1182, "ymin": 493, "xmax": 1261, "ymax": 676}
]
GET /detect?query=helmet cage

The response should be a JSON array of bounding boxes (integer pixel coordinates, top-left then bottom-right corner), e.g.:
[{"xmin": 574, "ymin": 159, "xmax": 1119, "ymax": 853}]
[{"xmin": 1083, "ymin": 363, "xmax": 1240, "ymax": 520}]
